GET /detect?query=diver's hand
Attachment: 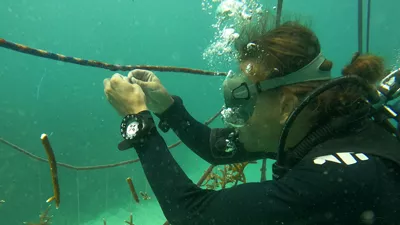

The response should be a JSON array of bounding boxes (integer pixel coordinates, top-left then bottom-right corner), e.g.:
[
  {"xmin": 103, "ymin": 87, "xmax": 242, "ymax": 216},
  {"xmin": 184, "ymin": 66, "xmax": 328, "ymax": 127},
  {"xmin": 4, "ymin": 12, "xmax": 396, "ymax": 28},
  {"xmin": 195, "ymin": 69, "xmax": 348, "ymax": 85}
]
[
  {"xmin": 103, "ymin": 73, "xmax": 148, "ymax": 116},
  {"xmin": 127, "ymin": 69, "xmax": 174, "ymax": 114}
]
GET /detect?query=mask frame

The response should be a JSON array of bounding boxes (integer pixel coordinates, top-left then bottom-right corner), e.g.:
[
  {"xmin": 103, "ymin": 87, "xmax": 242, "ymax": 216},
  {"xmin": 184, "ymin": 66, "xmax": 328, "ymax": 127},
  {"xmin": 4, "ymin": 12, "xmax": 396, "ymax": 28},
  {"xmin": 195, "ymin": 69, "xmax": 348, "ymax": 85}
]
[{"xmin": 221, "ymin": 53, "xmax": 332, "ymax": 127}]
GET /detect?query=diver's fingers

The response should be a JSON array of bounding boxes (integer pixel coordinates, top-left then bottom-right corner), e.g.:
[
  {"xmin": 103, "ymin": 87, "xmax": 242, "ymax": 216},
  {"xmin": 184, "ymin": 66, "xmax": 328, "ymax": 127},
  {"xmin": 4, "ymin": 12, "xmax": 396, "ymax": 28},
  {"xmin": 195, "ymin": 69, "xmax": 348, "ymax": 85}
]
[
  {"xmin": 103, "ymin": 77, "xmax": 118, "ymax": 101},
  {"xmin": 109, "ymin": 73, "xmax": 125, "ymax": 89},
  {"xmin": 128, "ymin": 69, "xmax": 159, "ymax": 82},
  {"xmin": 128, "ymin": 69, "xmax": 147, "ymax": 81},
  {"xmin": 103, "ymin": 78, "xmax": 110, "ymax": 88},
  {"xmin": 103, "ymin": 78, "xmax": 112, "ymax": 95}
]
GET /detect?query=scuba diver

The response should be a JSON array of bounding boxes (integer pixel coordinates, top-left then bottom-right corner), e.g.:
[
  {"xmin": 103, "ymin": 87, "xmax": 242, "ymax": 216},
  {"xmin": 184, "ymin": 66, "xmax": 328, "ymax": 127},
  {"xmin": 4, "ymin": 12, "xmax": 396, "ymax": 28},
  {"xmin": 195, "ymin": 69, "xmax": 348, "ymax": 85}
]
[{"xmin": 103, "ymin": 21, "xmax": 400, "ymax": 225}]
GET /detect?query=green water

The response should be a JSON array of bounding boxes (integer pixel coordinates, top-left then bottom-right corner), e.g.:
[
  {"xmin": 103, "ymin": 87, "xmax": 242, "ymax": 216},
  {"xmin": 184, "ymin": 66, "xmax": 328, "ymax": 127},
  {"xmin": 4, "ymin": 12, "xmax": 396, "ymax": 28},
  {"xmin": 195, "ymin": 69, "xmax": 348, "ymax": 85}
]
[{"xmin": 0, "ymin": 0, "xmax": 399, "ymax": 224}]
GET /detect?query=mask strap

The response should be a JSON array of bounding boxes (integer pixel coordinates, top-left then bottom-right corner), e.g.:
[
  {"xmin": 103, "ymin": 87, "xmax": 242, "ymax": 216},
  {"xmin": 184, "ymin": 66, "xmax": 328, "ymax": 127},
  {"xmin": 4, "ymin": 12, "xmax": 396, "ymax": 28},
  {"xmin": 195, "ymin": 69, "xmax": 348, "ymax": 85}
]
[{"xmin": 257, "ymin": 53, "xmax": 332, "ymax": 91}]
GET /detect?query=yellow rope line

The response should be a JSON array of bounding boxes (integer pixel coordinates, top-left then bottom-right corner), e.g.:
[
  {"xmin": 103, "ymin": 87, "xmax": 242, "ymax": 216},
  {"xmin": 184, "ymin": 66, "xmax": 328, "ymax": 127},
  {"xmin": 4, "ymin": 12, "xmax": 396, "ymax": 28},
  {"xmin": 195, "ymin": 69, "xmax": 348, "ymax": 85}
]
[{"xmin": 0, "ymin": 38, "xmax": 227, "ymax": 76}]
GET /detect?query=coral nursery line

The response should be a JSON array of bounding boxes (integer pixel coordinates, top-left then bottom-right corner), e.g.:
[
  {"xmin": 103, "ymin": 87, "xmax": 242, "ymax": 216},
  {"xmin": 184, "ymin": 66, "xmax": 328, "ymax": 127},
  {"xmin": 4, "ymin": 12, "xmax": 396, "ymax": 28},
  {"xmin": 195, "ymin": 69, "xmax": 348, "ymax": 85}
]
[
  {"xmin": 0, "ymin": 109, "xmax": 221, "ymax": 171},
  {"xmin": 0, "ymin": 38, "xmax": 228, "ymax": 76}
]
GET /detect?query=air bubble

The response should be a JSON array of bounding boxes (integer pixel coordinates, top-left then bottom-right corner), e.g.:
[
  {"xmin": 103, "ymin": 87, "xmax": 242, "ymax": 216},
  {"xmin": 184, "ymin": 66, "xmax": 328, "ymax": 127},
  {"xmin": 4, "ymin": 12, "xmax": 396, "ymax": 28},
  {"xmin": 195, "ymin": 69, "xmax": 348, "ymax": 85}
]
[
  {"xmin": 245, "ymin": 63, "xmax": 253, "ymax": 74},
  {"xmin": 246, "ymin": 42, "xmax": 256, "ymax": 50},
  {"xmin": 202, "ymin": 0, "xmax": 266, "ymax": 69},
  {"xmin": 360, "ymin": 210, "xmax": 375, "ymax": 225}
]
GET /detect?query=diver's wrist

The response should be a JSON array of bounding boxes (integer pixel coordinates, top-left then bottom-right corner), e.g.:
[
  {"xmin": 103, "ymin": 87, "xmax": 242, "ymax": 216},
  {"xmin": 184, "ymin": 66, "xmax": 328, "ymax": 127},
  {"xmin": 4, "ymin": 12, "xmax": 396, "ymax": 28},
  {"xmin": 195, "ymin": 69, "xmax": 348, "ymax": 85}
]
[
  {"xmin": 156, "ymin": 96, "xmax": 174, "ymax": 114},
  {"xmin": 126, "ymin": 104, "xmax": 148, "ymax": 115}
]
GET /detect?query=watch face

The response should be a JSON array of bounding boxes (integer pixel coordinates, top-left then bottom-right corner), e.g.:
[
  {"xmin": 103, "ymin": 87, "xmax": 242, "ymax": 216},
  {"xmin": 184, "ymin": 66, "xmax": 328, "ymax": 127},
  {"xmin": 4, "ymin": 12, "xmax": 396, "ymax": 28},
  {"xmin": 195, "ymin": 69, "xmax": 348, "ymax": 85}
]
[
  {"xmin": 121, "ymin": 115, "xmax": 143, "ymax": 140},
  {"xmin": 126, "ymin": 121, "xmax": 140, "ymax": 139}
]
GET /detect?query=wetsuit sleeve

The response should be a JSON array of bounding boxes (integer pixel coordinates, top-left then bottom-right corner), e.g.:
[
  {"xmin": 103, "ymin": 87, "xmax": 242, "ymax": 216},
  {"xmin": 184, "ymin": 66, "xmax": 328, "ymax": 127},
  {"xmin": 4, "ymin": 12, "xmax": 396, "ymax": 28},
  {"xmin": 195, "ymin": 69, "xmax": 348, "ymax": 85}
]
[
  {"xmin": 156, "ymin": 95, "xmax": 268, "ymax": 165},
  {"xmin": 134, "ymin": 128, "xmax": 379, "ymax": 225},
  {"xmin": 133, "ymin": 130, "xmax": 300, "ymax": 225}
]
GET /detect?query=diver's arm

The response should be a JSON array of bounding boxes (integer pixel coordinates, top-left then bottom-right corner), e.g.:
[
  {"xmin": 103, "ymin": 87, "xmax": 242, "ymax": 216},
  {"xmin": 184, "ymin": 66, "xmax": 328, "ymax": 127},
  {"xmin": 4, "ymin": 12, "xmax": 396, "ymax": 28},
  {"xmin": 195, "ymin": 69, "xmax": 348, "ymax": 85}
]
[
  {"xmin": 156, "ymin": 95, "xmax": 268, "ymax": 165},
  {"xmin": 133, "ymin": 127, "xmax": 364, "ymax": 225}
]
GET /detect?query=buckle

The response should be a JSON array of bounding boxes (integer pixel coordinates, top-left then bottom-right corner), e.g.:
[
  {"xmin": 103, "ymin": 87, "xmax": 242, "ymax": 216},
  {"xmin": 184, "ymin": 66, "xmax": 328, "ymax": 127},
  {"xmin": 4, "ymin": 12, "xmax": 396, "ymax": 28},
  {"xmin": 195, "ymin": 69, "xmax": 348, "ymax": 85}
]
[{"xmin": 158, "ymin": 120, "xmax": 170, "ymax": 133}]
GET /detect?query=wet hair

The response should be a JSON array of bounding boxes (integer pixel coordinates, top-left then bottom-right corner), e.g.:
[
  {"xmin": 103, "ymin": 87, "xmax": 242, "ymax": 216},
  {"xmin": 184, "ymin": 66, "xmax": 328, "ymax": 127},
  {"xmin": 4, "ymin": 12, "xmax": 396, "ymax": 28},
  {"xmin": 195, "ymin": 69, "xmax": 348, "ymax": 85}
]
[
  {"xmin": 236, "ymin": 21, "xmax": 325, "ymax": 79},
  {"xmin": 234, "ymin": 15, "xmax": 385, "ymax": 124}
]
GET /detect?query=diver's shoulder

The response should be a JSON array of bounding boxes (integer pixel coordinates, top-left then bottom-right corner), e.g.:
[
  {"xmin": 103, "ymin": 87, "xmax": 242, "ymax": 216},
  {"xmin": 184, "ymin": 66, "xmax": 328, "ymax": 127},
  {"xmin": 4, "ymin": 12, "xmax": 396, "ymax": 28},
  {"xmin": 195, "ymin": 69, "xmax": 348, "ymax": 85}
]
[{"xmin": 303, "ymin": 121, "xmax": 400, "ymax": 168}]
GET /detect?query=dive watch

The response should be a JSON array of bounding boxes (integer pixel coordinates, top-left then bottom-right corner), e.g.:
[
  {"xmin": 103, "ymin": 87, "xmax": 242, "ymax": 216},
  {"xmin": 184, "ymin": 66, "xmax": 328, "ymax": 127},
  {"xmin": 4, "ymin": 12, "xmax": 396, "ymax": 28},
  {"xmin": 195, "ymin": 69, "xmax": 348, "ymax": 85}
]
[{"xmin": 118, "ymin": 110, "xmax": 155, "ymax": 151}]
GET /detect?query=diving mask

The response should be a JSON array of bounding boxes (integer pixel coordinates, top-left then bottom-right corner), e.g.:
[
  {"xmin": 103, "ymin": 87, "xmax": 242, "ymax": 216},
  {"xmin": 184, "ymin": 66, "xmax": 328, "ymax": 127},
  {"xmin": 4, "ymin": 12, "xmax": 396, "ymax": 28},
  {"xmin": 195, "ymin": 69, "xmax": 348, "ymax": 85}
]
[{"xmin": 221, "ymin": 53, "xmax": 332, "ymax": 127}]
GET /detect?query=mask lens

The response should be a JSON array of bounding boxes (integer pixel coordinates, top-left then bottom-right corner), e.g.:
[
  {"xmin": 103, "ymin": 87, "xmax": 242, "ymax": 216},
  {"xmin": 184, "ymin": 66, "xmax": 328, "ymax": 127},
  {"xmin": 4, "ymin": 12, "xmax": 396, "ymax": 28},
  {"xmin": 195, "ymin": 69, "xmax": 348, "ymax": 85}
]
[
  {"xmin": 232, "ymin": 83, "xmax": 250, "ymax": 99},
  {"xmin": 221, "ymin": 71, "xmax": 256, "ymax": 127}
]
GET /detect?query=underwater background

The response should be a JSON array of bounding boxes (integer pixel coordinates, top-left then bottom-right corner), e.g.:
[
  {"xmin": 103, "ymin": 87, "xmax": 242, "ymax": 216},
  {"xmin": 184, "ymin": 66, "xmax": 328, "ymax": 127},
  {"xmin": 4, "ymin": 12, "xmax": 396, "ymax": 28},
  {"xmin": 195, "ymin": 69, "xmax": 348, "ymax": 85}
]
[{"xmin": 0, "ymin": 0, "xmax": 399, "ymax": 224}]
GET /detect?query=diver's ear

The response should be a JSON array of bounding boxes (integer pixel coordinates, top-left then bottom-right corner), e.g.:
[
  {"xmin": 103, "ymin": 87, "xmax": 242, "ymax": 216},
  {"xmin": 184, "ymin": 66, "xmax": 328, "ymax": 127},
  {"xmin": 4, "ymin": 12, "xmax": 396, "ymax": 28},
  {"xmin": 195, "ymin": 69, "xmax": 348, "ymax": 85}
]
[{"xmin": 279, "ymin": 92, "xmax": 298, "ymax": 125}]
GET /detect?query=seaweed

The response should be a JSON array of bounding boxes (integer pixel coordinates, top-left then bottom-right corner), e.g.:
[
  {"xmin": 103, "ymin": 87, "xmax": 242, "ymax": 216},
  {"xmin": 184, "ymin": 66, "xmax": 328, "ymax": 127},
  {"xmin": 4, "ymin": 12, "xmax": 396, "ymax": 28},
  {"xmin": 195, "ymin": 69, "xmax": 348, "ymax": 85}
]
[
  {"xmin": 40, "ymin": 134, "xmax": 60, "ymax": 209},
  {"xmin": 126, "ymin": 177, "xmax": 140, "ymax": 203},
  {"xmin": 24, "ymin": 205, "xmax": 52, "ymax": 225},
  {"xmin": 124, "ymin": 213, "xmax": 134, "ymax": 225},
  {"xmin": 139, "ymin": 191, "xmax": 151, "ymax": 200},
  {"xmin": 201, "ymin": 162, "xmax": 253, "ymax": 190},
  {"xmin": 102, "ymin": 213, "xmax": 135, "ymax": 225}
]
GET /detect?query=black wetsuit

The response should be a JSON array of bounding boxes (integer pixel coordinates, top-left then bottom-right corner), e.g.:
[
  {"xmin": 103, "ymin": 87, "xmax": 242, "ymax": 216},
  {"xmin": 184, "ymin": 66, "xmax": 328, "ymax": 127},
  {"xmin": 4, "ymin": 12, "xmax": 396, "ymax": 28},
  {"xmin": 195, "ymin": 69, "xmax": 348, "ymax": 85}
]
[{"xmin": 132, "ymin": 96, "xmax": 400, "ymax": 225}]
